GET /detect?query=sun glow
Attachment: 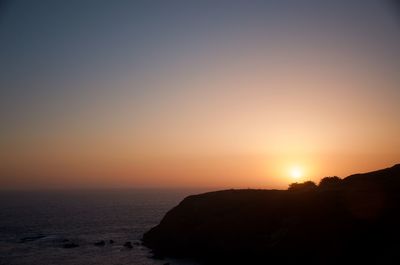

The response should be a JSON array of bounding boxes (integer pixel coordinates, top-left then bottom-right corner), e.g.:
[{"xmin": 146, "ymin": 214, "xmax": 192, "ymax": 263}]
[{"xmin": 290, "ymin": 166, "xmax": 303, "ymax": 181}]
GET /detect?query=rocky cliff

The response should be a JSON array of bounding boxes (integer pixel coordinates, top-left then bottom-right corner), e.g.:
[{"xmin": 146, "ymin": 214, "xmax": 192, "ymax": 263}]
[{"xmin": 143, "ymin": 164, "xmax": 400, "ymax": 264}]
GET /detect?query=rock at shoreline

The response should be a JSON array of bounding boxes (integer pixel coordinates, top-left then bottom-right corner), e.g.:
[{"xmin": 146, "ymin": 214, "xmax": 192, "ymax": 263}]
[
  {"xmin": 63, "ymin": 242, "xmax": 79, "ymax": 248},
  {"xmin": 123, "ymin": 241, "xmax": 133, "ymax": 249},
  {"xmin": 143, "ymin": 164, "xmax": 400, "ymax": 264}
]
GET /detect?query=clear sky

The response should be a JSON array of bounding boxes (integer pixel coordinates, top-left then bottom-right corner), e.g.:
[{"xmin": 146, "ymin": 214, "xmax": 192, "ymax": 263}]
[{"xmin": 1, "ymin": 0, "xmax": 400, "ymax": 189}]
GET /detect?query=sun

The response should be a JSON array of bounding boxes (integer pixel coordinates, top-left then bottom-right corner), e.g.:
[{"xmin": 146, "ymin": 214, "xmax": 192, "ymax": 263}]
[{"xmin": 289, "ymin": 166, "xmax": 303, "ymax": 181}]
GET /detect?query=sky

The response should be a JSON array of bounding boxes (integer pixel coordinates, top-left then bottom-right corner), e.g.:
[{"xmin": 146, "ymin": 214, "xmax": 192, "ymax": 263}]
[{"xmin": 1, "ymin": 0, "xmax": 400, "ymax": 189}]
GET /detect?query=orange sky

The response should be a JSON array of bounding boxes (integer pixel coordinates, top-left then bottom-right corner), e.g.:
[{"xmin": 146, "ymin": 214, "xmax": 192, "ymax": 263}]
[{"xmin": 1, "ymin": 1, "xmax": 400, "ymax": 189}]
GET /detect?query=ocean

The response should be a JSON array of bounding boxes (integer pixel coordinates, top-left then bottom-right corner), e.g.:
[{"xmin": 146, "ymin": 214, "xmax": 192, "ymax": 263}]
[{"xmin": 0, "ymin": 189, "xmax": 207, "ymax": 265}]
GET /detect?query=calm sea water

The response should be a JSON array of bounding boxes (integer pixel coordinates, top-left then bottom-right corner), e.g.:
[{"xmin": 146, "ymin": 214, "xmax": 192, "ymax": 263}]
[{"xmin": 0, "ymin": 189, "xmax": 208, "ymax": 265}]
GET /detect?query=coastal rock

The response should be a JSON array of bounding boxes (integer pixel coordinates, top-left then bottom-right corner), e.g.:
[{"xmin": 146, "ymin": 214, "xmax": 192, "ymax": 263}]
[
  {"xmin": 123, "ymin": 241, "xmax": 133, "ymax": 249},
  {"xmin": 63, "ymin": 243, "xmax": 79, "ymax": 248},
  {"xmin": 143, "ymin": 164, "xmax": 400, "ymax": 264}
]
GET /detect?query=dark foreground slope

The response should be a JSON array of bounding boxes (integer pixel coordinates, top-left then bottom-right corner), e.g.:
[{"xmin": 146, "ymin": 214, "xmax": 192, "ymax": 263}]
[{"xmin": 143, "ymin": 164, "xmax": 400, "ymax": 264}]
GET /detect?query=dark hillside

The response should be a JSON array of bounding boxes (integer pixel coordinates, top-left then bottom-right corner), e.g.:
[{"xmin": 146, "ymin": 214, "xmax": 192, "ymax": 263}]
[{"xmin": 143, "ymin": 164, "xmax": 400, "ymax": 264}]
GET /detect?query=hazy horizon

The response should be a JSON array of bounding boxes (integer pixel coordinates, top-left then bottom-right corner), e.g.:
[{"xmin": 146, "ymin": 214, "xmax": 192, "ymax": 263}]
[{"xmin": 1, "ymin": 0, "xmax": 400, "ymax": 189}]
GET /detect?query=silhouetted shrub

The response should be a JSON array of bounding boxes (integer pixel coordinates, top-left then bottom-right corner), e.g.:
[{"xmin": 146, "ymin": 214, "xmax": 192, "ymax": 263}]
[
  {"xmin": 288, "ymin": 181, "xmax": 317, "ymax": 191},
  {"xmin": 319, "ymin": 176, "xmax": 342, "ymax": 189}
]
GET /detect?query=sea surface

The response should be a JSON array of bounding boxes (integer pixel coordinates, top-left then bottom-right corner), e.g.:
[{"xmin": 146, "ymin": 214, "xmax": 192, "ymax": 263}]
[{"xmin": 0, "ymin": 189, "xmax": 208, "ymax": 265}]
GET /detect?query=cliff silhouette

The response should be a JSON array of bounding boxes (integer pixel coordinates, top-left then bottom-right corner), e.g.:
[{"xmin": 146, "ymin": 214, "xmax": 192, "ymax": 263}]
[{"xmin": 143, "ymin": 164, "xmax": 400, "ymax": 264}]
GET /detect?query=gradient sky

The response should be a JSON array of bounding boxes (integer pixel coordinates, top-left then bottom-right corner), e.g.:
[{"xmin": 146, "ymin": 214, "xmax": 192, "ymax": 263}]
[{"xmin": 1, "ymin": 0, "xmax": 400, "ymax": 189}]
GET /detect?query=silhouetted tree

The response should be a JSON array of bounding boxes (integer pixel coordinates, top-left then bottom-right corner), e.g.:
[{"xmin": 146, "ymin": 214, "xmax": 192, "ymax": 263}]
[
  {"xmin": 288, "ymin": 181, "xmax": 317, "ymax": 191},
  {"xmin": 319, "ymin": 176, "xmax": 342, "ymax": 189}
]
